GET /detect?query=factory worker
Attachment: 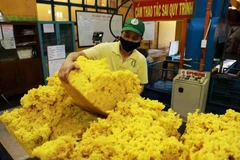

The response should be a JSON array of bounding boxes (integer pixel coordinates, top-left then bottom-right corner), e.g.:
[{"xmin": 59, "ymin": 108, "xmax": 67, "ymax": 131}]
[{"xmin": 59, "ymin": 17, "xmax": 148, "ymax": 92}]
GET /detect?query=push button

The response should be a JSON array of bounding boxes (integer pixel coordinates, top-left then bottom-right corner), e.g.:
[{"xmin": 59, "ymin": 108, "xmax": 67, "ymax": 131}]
[{"xmin": 178, "ymin": 87, "xmax": 184, "ymax": 93}]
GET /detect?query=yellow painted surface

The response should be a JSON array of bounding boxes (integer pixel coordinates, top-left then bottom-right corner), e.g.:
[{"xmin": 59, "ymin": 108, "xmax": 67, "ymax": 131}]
[
  {"xmin": 37, "ymin": 4, "xmax": 52, "ymax": 21},
  {"xmin": 230, "ymin": 0, "xmax": 240, "ymax": 9},
  {"xmin": 118, "ymin": 1, "xmax": 133, "ymax": 19},
  {"xmin": 158, "ymin": 21, "xmax": 176, "ymax": 48},
  {"xmin": 0, "ymin": 0, "xmax": 37, "ymax": 17}
]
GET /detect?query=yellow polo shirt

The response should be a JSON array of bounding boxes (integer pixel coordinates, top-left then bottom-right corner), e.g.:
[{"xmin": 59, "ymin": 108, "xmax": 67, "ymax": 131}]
[{"xmin": 83, "ymin": 41, "xmax": 148, "ymax": 84}]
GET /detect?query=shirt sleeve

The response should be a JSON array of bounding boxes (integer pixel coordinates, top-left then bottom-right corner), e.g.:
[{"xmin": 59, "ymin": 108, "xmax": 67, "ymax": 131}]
[
  {"xmin": 137, "ymin": 58, "xmax": 148, "ymax": 85},
  {"xmin": 83, "ymin": 43, "xmax": 104, "ymax": 60}
]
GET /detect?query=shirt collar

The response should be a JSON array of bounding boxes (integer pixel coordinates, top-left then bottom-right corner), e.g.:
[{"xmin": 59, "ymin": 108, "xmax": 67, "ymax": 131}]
[{"xmin": 112, "ymin": 41, "xmax": 138, "ymax": 60}]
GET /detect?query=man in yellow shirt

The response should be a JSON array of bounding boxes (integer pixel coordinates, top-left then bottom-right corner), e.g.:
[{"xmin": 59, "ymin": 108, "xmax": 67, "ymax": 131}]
[{"xmin": 59, "ymin": 18, "xmax": 148, "ymax": 92}]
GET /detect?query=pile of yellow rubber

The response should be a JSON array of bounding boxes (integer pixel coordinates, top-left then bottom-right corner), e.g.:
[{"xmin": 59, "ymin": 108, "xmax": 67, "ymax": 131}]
[
  {"xmin": 0, "ymin": 57, "xmax": 240, "ymax": 160},
  {"xmin": 62, "ymin": 56, "xmax": 142, "ymax": 115}
]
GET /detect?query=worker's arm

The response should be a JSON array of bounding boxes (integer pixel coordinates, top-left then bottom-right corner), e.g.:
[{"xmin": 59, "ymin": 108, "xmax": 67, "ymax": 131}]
[
  {"xmin": 137, "ymin": 58, "xmax": 148, "ymax": 92},
  {"xmin": 59, "ymin": 43, "xmax": 104, "ymax": 83},
  {"xmin": 58, "ymin": 51, "xmax": 87, "ymax": 83}
]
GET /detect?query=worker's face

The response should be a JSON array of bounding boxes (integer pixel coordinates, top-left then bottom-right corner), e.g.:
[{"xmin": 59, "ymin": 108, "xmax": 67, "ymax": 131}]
[
  {"xmin": 121, "ymin": 31, "xmax": 142, "ymax": 42},
  {"xmin": 120, "ymin": 31, "xmax": 142, "ymax": 52}
]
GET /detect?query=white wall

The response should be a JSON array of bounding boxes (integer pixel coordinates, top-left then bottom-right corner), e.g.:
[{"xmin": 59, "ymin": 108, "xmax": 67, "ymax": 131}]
[{"xmin": 158, "ymin": 21, "xmax": 176, "ymax": 48}]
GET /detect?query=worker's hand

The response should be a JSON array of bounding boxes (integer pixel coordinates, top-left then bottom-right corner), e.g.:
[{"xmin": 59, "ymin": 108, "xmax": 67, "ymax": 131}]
[{"xmin": 58, "ymin": 59, "xmax": 80, "ymax": 83}]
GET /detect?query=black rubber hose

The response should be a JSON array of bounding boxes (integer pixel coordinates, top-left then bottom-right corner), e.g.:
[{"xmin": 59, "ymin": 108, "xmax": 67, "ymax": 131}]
[
  {"xmin": 123, "ymin": 3, "xmax": 132, "ymax": 26},
  {"xmin": 109, "ymin": 0, "xmax": 130, "ymax": 39}
]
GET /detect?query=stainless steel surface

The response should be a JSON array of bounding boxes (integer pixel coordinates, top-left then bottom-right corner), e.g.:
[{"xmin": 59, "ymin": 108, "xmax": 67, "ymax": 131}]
[{"xmin": 0, "ymin": 107, "xmax": 29, "ymax": 160}]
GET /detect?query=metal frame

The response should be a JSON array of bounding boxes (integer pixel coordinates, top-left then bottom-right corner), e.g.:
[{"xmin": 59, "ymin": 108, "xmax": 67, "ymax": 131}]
[
  {"xmin": 38, "ymin": 21, "xmax": 76, "ymax": 85},
  {"xmin": 36, "ymin": 0, "xmax": 119, "ymax": 21}
]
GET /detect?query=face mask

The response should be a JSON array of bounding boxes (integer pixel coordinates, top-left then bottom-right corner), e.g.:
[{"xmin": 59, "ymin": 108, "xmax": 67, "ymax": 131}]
[{"xmin": 120, "ymin": 37, "xmax": 140, "ymax": 52}]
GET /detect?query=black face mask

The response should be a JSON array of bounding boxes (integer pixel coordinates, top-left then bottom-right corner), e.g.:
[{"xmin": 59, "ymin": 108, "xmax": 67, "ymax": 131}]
[{"xmin": 120, "ymin": 37, "xmax": 140, "ymax": 52}]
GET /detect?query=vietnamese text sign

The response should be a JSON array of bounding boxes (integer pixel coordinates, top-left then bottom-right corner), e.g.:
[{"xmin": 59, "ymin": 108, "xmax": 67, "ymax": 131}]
[{"xmin": 133, "ymin": 0, "xmax": 195, "ymax": 21}]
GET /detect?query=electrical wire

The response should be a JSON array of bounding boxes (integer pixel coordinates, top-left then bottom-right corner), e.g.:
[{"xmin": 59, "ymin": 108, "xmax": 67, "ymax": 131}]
[
  {"xmin": 183, "ymin": 58, "xmax": 192, "ymax": 61},
  {"xmin": 183, "ymin": 64, "xmax": 192, "ymax": 68},
  {"xmin": 204, "ymin": 12, "xmax": 212, "ymax": 40},
  {"xmin": 123, "ymin": 3, "xmax": 133, "ymax": 26},
  {"xmin": 109, "ymin": 0, "xmax": 130, "ymax": 40},
  {"xmin": 199, "ymin": 0, "xmax": 212, "ymax": 71}
]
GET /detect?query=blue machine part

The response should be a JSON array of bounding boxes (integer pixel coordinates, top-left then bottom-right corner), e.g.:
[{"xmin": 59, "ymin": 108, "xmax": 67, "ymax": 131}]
[{"xmin": 184, "ymin": 0, "xmax": 230, "ymax": 71}]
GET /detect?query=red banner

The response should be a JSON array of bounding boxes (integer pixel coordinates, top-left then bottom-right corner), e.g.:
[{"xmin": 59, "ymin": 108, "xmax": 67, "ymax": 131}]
[{"xmin": 133, "ymin": 0, "xmax": 195, "ymax": 21}]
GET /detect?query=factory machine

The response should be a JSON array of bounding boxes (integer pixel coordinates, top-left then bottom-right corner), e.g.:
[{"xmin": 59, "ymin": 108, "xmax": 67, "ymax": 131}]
[
  {"xmin": 134, "ymin": 0, "xmax": 240, "ymax": 117},
  {"xmin": 171, "ymin": 0, "xmax": 231, "ymax": 116},
  {"xmin": 171, "ymin": 69, "xmax": 211, "ymax": 121}
]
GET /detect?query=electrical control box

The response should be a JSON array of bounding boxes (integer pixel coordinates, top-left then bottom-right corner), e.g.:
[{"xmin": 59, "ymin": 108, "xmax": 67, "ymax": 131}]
[
  {"xmin": 171, "ymin": 69, "xmax": 211, "ymax": 121},
  {"xmin": 174, "ymin": 69, "xmax": 207, "ymax": 83}
]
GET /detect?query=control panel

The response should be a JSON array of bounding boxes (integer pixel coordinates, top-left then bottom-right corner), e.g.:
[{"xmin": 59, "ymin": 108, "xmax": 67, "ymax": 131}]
[
  {"xmin": 171, "ymin": 69, "xmax": 211, "ymax": 121},
  {"xmin": 175, "ymin": 69, "xmax": 207, "ymax": 83}
]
